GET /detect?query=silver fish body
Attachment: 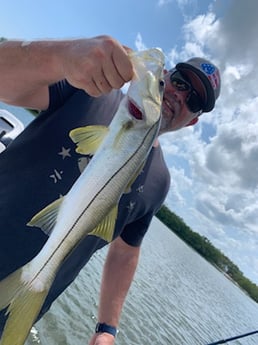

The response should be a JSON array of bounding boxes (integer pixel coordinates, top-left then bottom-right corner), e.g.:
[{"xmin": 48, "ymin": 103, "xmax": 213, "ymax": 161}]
[{"xmin": 0, "ymin": 48, "xmax": 165, "ymax": 345}]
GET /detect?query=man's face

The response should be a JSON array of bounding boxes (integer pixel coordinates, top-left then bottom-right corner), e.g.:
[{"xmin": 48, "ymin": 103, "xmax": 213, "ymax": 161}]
[{"xmin": 159, "ymin": 69, "xmax": 206, "ymax": 134}]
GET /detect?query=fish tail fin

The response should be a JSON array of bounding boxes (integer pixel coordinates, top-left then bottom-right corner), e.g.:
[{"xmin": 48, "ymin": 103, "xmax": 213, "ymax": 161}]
[{"xmin": 0, "ymin": 268, "xmax": 49, "ymax": 345}]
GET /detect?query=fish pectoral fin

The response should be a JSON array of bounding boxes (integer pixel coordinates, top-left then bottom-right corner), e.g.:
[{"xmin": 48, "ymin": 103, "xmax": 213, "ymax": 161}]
[
  {"xmin": 0, "ymin": 267, "xmax": 49, "ymax": 345},
  {"xmin": 89, "ymin": 205, "xmax": 118, "ymax": 242},
  {"xmin": 27, "ymin": 197, "xmax": 64, "ymax": 236},
  {"xmin": 69, "ymin": 125, "xmax": 109, "ymax": 155}
]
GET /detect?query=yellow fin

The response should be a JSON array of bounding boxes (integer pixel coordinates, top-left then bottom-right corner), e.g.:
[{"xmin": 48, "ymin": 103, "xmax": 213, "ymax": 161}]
[
  {"xmin": 0, "ymin": 267, "xmax": 49, "ymax": 345},
  {"xmin": 27, "ymin": 197, "xmax": 64, "ymax": 236},
  {"xmin": 69, "ymin": 125, "xmax": 109, "ymax": 155},
  {"xmin": 89, "ymin": 205, "xmax": 118, "ymax": 242}
]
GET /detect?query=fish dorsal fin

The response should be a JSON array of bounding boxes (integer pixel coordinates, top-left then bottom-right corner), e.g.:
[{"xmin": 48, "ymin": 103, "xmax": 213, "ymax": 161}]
[
  {"xmin": 89, "ymin": 205, "xmax": 118, "ymax": 242},
  {"xmin": 27, "ymin": 197, "xmax": 64, "ymax": 236},
  {"xmin": 69, "ymin": 125, "xmax": 109, "ymax": 155},
  {"xmin": 124, "ymin": 160, "xmax": 146, "ymax": 194}
]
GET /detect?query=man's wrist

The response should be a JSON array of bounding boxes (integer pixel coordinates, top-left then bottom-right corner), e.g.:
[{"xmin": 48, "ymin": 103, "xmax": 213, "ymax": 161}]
[{"xmin": 95, "ymin": 322, "xmax": 117, "ymax": 337}]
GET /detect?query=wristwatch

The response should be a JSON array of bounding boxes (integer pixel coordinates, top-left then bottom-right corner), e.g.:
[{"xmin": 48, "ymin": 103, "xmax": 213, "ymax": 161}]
[{"xmin": 95, "ymin": 322, "xmax": 117, "ymax": 337}]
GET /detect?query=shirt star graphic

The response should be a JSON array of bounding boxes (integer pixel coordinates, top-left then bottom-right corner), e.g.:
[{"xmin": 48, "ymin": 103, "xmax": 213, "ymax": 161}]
[
  {"xmin": 127, "ymin": 201, "xmax": 136, "ymax": 213},
  {"xmin": 58, "ymin": 147, "xmax": 71, "ymax": 159},
  {"xmin": 136, "ymin": 185, "xmax": 144, "ymax": 193}
]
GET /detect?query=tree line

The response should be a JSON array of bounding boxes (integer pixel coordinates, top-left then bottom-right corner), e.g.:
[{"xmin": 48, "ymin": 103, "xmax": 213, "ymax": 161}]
[{"xmin": 156, "ymin": 204, "xmax": 258, "ymax": 303}]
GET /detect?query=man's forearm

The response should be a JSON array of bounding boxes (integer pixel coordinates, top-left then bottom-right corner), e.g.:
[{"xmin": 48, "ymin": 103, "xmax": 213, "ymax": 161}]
[
  {"xmin": 98, "ymin": 236, "xmax": 140, "ymax": 328},
  {"xmin": 0, "ymin": 36, "xmax": 133, "ymax": 109},
  {"xmin": 0, "ymin": 40, "xmax": 65, "ymax": 105}
]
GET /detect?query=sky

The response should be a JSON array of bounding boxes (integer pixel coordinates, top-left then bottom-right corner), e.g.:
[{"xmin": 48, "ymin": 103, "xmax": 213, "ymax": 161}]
[{"xmin": 1, "ymin": 0, "xmax": 258, "ymax": 284}]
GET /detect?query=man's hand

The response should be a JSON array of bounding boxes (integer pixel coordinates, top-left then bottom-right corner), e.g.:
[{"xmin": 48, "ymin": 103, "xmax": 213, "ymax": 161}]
[
  {"xmin": 0, "ymin": 36, "xmax": 133, "ymax": 109},
  {"xmin": 88, "ymin": 333, "xmax": 115, "ymax": 345},
  {"xmin": 62, "ymin": 35, "xmax": 133, "ymax": 97}
]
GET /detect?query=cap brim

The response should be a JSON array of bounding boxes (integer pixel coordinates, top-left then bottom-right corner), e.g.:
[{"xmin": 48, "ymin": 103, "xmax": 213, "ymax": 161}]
[{"xmin": 176, "ymin": 62, "xmax": 215, "ymax": 112}]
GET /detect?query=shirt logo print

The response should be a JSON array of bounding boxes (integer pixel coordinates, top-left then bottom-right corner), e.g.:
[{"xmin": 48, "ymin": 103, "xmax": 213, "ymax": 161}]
[
  {"xmin": 50, "ymin": 169, "xmax": 63, "ymax": 183},
  {"xmin": 136, "ymin": 185, "xmax": 144, "ymax": 193},
  {"xmin": 58, "ymin": 146, "xmax": 71, "ymax": 159},
  {"xmin": 126, "ymin": 201, "xmax": 136, "ymax": 213}
]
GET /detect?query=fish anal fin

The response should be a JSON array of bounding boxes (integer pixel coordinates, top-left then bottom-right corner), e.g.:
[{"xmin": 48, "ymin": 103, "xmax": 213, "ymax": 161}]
[
  {"xmin": 69, "ymin": 125, "xmax": 109, "ymax": 155},
  {"xmin": 27, "ymin": 197, "xmax": 64, "ymax": 236},
  {"xmin": 89, "ymin": 206, "xmax": 118, "ymax": 242}
]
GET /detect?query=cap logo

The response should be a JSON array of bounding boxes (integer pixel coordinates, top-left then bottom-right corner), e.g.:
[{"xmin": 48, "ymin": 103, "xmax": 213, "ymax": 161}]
[
  {"xmin": 201, "ymin": 63, "xmax": 219, "ymax": 91},
  {"xmin": 201, "ymin": 63, "xmax": 215, "ymax": 75}
]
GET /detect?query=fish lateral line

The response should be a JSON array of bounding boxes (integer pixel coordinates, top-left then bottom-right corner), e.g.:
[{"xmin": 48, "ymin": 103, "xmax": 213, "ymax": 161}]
[{"xmin": 32, "ymin": 119, "xmax": 160, "ymax": 275}]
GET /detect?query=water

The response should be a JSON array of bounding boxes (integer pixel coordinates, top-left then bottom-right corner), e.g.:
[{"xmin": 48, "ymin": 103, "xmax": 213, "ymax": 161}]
[{"xmin": 26, "ymin": 217, "xmax": 258, "ymax": 345}]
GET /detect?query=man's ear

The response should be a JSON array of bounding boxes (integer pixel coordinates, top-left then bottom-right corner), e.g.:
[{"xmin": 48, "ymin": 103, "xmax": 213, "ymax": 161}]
[{"xmin": 185, "ymin": 117, "xmax": 199, "ymax": 126}]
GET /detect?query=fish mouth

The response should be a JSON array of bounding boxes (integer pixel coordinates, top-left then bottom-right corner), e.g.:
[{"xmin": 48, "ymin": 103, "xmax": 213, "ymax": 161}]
[{"xmin": 127, "ymin": 98, "xmax": 143, "ymax": 120}]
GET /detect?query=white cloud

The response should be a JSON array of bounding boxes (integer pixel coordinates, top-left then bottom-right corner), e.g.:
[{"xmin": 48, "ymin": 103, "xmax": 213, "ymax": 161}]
[
  {"xmin": 161, "ymin": 1, "xmax": 258, "ymax": 283},
  {"xmin": 134, "ymin": 33, "xmax": 147, "ymax": 51},
  {"xmin": 131, "ymin": 0, "xmax": 258, "ymax": 284},
  {"xmin": 167, "ymin": 166, "xmax": 192, "ymax": 206},
  {"xmin": 212, "ymin": 0, "xmax": 258, "ymax": 64}
]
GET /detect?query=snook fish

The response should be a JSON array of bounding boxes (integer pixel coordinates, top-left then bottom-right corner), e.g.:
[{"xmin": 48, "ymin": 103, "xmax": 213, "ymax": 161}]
[{"xmin": 0, "ymin": 48, "xmax": 165, "ymax": 345}]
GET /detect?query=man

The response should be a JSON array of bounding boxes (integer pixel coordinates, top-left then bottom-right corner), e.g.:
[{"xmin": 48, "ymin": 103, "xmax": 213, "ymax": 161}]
[{"xmin": 0, "ymin": 35, "xmax": 220, "ymax": 345}]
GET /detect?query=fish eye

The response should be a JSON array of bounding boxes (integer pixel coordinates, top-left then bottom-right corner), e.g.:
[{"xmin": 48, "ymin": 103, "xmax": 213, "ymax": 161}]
[{"xmin": 159, "ymin": 79, "xmax": 165, "ymax": 91}]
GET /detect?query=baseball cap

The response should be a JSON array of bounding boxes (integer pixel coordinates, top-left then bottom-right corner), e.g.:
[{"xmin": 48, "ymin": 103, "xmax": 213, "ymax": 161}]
[{"xmin": 176, "ymin": 57, "xmax": 221, "ymax": 112}]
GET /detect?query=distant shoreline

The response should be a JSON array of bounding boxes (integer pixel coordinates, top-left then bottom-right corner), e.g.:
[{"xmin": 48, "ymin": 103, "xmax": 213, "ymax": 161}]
[{"xmin": 156, "ymin": 204, "xmax": 258, "ymax": 303}]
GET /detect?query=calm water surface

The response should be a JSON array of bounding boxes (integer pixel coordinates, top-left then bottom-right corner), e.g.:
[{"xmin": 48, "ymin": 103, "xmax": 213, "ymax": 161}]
[{"xmin": 25, "ymin": 217, "xmax": 258, "ymax": 345}]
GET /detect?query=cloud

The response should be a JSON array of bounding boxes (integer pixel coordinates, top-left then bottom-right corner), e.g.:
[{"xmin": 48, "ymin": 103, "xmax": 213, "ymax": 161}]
[
  {"xmin": 167, "ymin": 12, "xmax": 219, "ymax": 65},
  {"xmin": 132, "ymin": 0, "xmax": 258, "ymax": 283},
  {"xmin": 205, "ymin": 123, "xmax": 258, "ymax": 190},
  {"xmin": 212, "ymin": 0, "xmax": 258, "ymax": 63},
  {"xmin": 162, "ymin": 2, "xmax": 258, "ymax": 283},
  {"xmin": 135, "ymin": 33, "xmax": 147, "ymax": 51}
]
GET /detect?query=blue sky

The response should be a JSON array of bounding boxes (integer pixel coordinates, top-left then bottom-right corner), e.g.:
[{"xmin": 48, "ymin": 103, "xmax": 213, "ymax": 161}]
[{"xmin": 1, "ymin": 0, "xmax": 258, "ymax": 285}]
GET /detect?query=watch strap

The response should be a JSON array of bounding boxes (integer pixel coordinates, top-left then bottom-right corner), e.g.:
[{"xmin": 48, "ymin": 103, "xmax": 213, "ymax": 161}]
[{"xmin": 95, "ymin": 322, "xmax": 117, "ymax": 337}]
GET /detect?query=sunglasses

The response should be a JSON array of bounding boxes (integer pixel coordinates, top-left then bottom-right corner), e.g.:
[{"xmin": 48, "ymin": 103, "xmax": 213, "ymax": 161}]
[{"xmin": 170, "ymin": 70, "xmax": 203, "ymax": 113}]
